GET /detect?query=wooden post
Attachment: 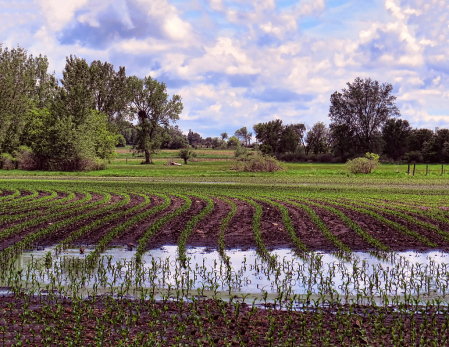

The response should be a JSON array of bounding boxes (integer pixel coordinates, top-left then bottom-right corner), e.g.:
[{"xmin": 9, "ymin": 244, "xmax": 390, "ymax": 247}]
[
  {"xmin": 126, "ymin": 158, "xmax": 128, "ymax": 164},
  {"xmin": 426, "ymin": 164, "xmax": 428, "ymax": 175},
  {"xmin": 442, "ymin": 164, "xmax": 444, "ymax": 176},
  {"xmin": 413, "ymin": 163, "xmax": 416, "ymax": 176},
  {"xmin": 407, "ymin": 163, "xmax": 410, "ymax": 175}
]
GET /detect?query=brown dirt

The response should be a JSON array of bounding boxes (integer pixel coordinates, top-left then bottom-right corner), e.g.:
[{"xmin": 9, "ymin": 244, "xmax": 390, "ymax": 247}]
[
  {"xmin": 258, "ymin": 201, "xmax": 294, "ymax": 250},
  {"xmin": 148, "ymin": 197, "xmax": 208, "ymax": 249},
  {"xmin": 279, "ymin": 201, "xmax": 337, "ymax": 252},
  {"xmin": 110, "ymin": 196, "xmax": 184, "ymax": 247},
  {"xmin": 223, "ymin": 198, "xmax": 256, "ymax": 249},
  {"xmin": 0, "ymin": 192, "xmax": 125, "ymax": 250},
  {"xmin": 187, "ymin": 198, "xmax": 231, "ymax": 248},
  {"xmin": 331, "ymin": 205, "xmax": 427, "ymax": 252},
  {"xmin": 0, "ymin": 294, "xmax": 447, "ymax": 346}
]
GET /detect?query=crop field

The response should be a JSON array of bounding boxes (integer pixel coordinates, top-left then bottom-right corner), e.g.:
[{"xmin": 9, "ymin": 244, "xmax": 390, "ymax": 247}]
[{"xmin": 1, "ymin": 177, "xmax": 449, "ymax": 346}]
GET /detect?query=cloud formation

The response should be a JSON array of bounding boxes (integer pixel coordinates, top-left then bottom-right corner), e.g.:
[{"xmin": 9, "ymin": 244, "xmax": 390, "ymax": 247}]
[{"xmin": 1, "ymin": 0, "xmax": 448, "ymax": 136}]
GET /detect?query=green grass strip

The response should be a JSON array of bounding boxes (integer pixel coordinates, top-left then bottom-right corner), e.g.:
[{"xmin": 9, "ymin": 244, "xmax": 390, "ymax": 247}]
[
  {"xmin": 135, "ymin": 194, "xmax": 191, "ymax": 264},
  {"xmin": 86, "ymin": 193, "xmax": 172, "ymax": 266},
  {"xmin": 286, "ymin": 199, "xmax": 352, "ymax": 255},
  {"xmin": 177, "ymin": 194, "xmax": 214, "ymax": 263},
  {"xmin": 321, "ymin": 198, "xmax": 436, "ymax": 248}
]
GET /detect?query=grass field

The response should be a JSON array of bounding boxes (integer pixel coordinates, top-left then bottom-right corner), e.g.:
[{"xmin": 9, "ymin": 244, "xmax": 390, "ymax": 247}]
[{"xmin": 0, "ymin": 155, "xmax": 449, "ymax": 345}]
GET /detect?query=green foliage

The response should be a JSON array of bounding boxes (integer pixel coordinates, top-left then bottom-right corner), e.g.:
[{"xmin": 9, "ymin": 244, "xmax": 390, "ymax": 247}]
[
  {"xmin": 178, "ymin": 148, "xmax": 197, "ymax": 164},
  {"xmin": 116, "ymin": 135, "xmax": 126, "ymax": 147},
  {"xmin": 0, "ymin": 153, "xmax": 14, "ymax": 170},
  {"xmin": 346, "ymin": 152, "xmax": 380, "ymax": 174},
  {"xmin": 129, "ymin": 76, "xmax": 183, "ymax": 163},
  {"xmin": 0, "ymin": 44, "xmax": 57, "ymax": 153},
  {"xmin": 227, "ymin": 136, "xmax": 240, "ymax": 148},
  {"xmin": 234, "ymin": 143, "xmax": 248, "ymax": 158},
  {"xmin": 21, "ymin": 108, "xmax": 115, "ymax": 171},
  {"xmin": 232, "ymin": 153, "xmax": 286, "ymax": 172}
]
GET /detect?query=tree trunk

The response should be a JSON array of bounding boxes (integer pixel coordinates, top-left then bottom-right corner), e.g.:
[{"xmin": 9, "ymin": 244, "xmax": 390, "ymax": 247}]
[
  {"xmin": 144, "ymin": 150, "xmax": 151, "ymax": 164},
  {"xmin": 184, "ymin": 158, "xmax": 187, "ymax": 164}
]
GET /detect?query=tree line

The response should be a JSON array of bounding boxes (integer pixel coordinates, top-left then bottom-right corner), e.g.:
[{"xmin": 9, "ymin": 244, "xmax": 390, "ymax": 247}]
[
  {"xmin": 0, "ymin": 44, "xmax": 182, "ymax": 170},
  {"xmin": 1, "ymin": 44, "xmax": 447, "ymax": 171}
]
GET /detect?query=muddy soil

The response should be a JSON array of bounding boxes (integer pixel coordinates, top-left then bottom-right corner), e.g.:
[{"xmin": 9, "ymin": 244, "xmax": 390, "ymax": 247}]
[
  {"xmin": 0, "ymin": 294, "xmax": 446, "ymax": 346},
  {"xmin": 279, "ymin": 201, "xmax": 337, "ymax": 252},
  {"xmin": 187, "ymin": 198, "xmax": 231, "ymax": 249},
  {"xmin": 148, "ymin": 197, "xmax": 208, "ymax": 249},
  {"xmin": 0, "ymin": 192, "xmax": 125, "ymax": 251},
  {"xmin": 331, "ymin": 205, "xmax": 428, "ymax": 252},
  {"xmin": 223, "ymin": 198, "xmax": 256, "ymax": 249},
  {"xmin": 110, "ymin": 196, "xmax": 184, "ymax": 247},
  {"xmin": 258, "ymin": 201, "xmax": 294, "ymax": 250}
]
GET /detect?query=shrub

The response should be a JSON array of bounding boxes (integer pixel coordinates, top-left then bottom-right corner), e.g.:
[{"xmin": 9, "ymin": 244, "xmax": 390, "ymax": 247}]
[
  {"xmin": 234, "ymin": 144, "xmax": 248, "ymax": 158},
  {"xmin": 232, "ymin": 153, "xmax": 286, "ymax": 172},
  {"xmin": 346, "ymin": 152, "xmax": 380, "ymax": 174},
  {"xmin": 14, "ymin": 146, "xmax": 38, "ymax": 170},
  {"xmin": 0, "ymin": 153, "xmax": 15, "ymax": 170},
  {"xmin": 84, "ymin": 157, "xmax": 108, "ymax": 171},
  {"xmin": 178, "ymin": 148, "xmax": 197, "ymax": 164}
]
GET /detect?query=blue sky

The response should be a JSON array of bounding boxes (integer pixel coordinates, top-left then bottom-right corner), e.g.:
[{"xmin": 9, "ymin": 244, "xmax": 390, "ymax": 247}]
[{"xmin": 1, "ymin": 0, "xmax": 448, "ymax": 138}]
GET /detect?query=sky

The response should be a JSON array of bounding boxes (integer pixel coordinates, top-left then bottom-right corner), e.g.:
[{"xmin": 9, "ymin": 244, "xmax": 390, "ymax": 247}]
[{"xmin": 1, "ymin": 0, "xmax": 449, "ymax": 138}]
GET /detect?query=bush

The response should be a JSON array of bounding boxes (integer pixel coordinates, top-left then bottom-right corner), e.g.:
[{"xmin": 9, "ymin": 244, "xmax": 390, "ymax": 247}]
[
  {"xmin": 346, "ymin": 152, "xmax": 380, "ymax": 174},
  {"xmin": 14, "ymin": 146, "xmax": 37, "ymax": 170},
  {"xmin": 84, "ymin": 157, "xmax": 108, "ymax": 171},
  {"xmin": 278, "ymin": 153, "xmax": 307, "ymax": 162},
  {"xmin": 232, "ymin": 153, "xmax": 285, "ymax": 172},
  {"xmin": 0, "ymin": 153, "xmax": 15, "ymax": 170},
  {"xmin": 234, "ymin": 144, "xmax": 248, "ymax": 158},
  {"xmin": 178, "ymin": 148, "xmax": 197, "ymax": 164}
]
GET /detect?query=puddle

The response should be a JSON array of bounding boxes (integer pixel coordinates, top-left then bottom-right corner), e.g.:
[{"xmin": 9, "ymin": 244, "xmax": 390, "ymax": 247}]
[{"xmin": 8, "ymin": 245, "xmax": 449, "ymax": 305}]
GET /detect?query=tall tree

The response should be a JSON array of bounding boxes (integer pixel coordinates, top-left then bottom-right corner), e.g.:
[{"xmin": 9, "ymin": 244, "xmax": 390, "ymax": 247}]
[
  {"xmin": 57, "ymin": 55, "xmax": 93, "ymax": 126},
  {"xmin": 278, "ymin": 123, "xmax": 305, "ymax": 153},
  {"xmin": 0, "ymin": 44, "xmax": 57, "ymax": 153},
  {"xmin": 234, "ymin": 127, "xmax": 252, "ymax": 146},
  {"xmin": 329, "ymin": 123, "xmax": 355, "ymax": 158},
  {"xmin": 329, "ymin": 77, "xmax": 400, "ymax": 153},
  {"xmin": 187, "ymin": 130, "xmax": 202, "ymax": 147},
  {"xmin": 305, "ymin": 122, "xmax": 330, "ymax": 155},
  {"xmin": 90, "ymin": 60, "xmax": 131, "ymax": 125},
  {"xmin": 382, "ymin": 118, "xmax": 412, "ymax": 160},
  {"xmin": 129, "ymin": 76, "xmax": 183, "ymax": 164},
  {"xmin": 220, "ymin": 132, "xmax": 228, "ymax": 141},
  {"xmin": 253, "ymin": 119, "xmax": 284, "ymax": 152}
]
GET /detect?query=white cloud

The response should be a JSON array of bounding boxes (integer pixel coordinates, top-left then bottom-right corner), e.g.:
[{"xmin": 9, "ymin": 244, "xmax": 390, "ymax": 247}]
[{"xmin": 36, "ymin": 0, "xmax": 89, "ymax": 31}]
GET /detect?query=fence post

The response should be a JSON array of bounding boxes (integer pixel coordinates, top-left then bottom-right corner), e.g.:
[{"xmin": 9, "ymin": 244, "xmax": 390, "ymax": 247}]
[
  {"xmin": 407, "ymin": 163, "xmax": 410, "ymax": 175},
  {"xmin": 413, "ymin": 163, "xmax": 416, "ymax": 176},
  {"xmin": 126, "ymin": 158, "xmax": 128, "ymax": 164},
  {"xmin": 442, "ymin": 164, "xmax": 444, "ymax": 176},
  {"xmin": 426, "ymin": 164, "xmax": 428, "ymax": 175}
]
